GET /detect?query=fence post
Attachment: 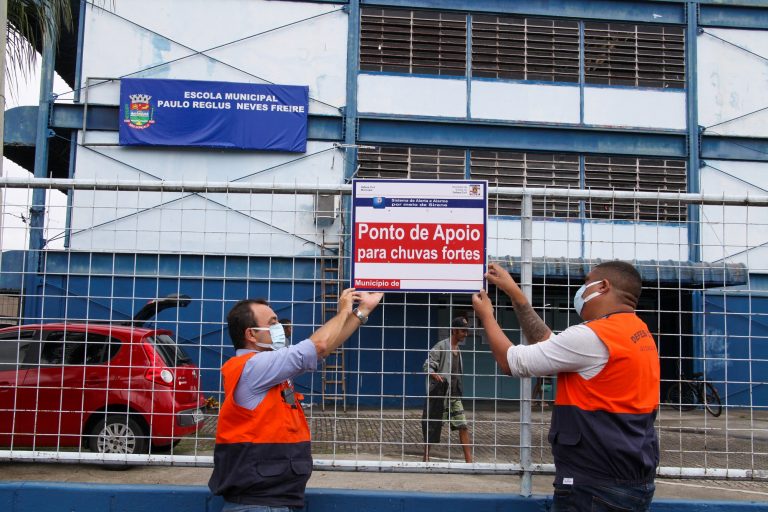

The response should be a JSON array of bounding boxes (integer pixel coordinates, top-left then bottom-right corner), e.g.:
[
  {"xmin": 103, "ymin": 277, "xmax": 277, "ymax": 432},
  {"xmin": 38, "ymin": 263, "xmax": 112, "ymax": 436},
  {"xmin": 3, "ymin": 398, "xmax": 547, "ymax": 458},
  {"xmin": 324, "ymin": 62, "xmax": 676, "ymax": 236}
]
[
  {"xmin": 23, "ymin": 6, "xmax": 56, "ymax": 323},
  {"xmin": 519, "ymin": 192, "xmax": 534, "ymax": 496}
]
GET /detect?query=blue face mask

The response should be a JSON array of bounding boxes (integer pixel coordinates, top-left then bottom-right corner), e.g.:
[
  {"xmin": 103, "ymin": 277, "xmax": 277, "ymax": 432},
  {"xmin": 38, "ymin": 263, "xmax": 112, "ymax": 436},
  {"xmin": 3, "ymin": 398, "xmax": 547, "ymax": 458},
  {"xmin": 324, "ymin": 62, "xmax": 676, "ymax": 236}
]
[
  {"xmin": 251, "ymin": 323, "xmax": 288, "ymax": 351},
  {"xmin": 574, "ymin": 280, "xmax": 604, "ymax": 318}
]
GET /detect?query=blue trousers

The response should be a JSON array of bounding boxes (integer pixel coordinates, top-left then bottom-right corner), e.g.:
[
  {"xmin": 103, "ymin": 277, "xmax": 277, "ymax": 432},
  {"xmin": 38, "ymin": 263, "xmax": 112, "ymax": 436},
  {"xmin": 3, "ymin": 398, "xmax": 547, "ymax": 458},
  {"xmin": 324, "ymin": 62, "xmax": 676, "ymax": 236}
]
[
  {"xmin": 551, "ymin": 482, "xmax": 655, "ymax": 511},
  {"xmin": 221, "ymin": 502, "xmax": 294, "ymax": 512}
]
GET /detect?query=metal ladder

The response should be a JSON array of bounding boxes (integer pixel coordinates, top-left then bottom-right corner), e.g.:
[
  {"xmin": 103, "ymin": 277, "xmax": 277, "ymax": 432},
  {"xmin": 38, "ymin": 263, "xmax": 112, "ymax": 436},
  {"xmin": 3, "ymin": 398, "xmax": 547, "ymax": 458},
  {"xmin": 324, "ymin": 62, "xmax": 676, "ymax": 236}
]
[{"xmin": 320, "ymin": 231, "xmax": 347, "ymax": 411}]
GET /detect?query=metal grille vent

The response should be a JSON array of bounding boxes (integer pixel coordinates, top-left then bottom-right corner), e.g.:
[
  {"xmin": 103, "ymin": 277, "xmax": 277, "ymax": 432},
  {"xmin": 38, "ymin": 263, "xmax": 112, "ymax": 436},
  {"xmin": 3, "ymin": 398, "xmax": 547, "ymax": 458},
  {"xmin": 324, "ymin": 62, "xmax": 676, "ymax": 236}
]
[
  {"xmin": 584, "ymin": 156, "xmax": 687, "ymax": 222},
  {"xmin": 360, "ymin": 8, "xmax": 467, "ymax": 76},
  {"xmin": 471, "ymin": 14, "xmax": 579, "ymax": 82},
  {"xmin": 584, "ymin": 22, "xmax": 685, "ymax": 88},
  {"xmin": 470, "ymin": 151, "xmax": 580, "ymax": 217},
  {"xmin": 358, "ymin": 148, "xmax": 687, "ymax": 222},
  {"xmin": 357, "ymin": 146, "xmax": 466, "ymax": 180}
]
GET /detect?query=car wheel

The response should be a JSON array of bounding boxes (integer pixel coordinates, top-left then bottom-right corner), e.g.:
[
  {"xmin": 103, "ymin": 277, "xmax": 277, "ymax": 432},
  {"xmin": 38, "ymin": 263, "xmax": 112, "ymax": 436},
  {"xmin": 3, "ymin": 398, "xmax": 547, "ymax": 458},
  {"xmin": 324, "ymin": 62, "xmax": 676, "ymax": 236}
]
[{"xmin": 88, "ymin": 414, "xmax": 148, "ymax": 456}]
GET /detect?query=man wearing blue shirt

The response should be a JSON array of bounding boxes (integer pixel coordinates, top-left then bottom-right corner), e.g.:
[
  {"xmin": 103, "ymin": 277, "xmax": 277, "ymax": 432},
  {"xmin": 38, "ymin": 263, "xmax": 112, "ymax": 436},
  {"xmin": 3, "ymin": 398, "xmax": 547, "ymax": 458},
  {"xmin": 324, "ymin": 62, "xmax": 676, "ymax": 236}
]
[{"xmin": 209, "ymin": 288, "xmax": 383, "ymax": 511}]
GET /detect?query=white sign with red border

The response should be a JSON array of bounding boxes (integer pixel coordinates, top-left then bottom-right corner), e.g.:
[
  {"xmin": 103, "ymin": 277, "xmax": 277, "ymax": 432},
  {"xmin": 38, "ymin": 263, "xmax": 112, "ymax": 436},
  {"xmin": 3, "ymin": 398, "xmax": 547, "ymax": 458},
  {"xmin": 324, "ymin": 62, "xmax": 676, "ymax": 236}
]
[{"xmin": 351, "ymin": 179, "xmax": 487, "ymax": 292}]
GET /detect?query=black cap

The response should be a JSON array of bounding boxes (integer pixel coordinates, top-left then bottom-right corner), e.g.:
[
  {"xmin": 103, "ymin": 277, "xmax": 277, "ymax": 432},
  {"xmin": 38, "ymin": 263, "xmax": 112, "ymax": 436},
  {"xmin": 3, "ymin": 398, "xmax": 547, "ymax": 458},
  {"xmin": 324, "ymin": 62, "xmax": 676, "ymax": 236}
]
[{"xmin": 452, "ymin": 317, "xmax": 469, "ymax": 328}]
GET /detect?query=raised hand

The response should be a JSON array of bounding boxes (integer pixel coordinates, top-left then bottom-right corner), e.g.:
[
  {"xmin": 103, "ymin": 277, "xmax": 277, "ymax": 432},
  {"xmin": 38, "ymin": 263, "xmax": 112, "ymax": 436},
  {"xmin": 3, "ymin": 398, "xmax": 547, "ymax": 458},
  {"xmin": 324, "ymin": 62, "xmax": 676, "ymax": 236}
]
[
  {"xmin": 338, "ymin": 288, "xmax": 359, "ymax": 314},
  {"xmin": 357, "ymin": 291, "xmax": 384, "ymax": 315},
  {"xmin": 485, "ymin": 263, "xmax": 520, "ymax": 295},
  {"xmin": 472, "ymin": 289, "xmax": 494, "ymax": 320}
]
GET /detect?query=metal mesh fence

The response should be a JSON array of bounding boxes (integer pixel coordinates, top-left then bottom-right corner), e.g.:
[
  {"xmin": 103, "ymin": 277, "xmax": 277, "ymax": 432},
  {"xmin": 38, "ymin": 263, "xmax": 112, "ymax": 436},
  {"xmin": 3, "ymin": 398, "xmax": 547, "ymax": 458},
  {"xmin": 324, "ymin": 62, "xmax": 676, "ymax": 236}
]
[{"xmin": 0, "ymin": 177, "xmax": 766, "ymax": 483}]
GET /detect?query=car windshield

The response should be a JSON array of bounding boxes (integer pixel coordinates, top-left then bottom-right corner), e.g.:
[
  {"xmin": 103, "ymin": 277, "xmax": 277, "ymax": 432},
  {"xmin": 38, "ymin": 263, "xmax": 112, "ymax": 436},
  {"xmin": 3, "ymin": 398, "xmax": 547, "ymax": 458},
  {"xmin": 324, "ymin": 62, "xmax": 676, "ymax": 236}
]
[{"xmin": 147, "ymin": 334, "xmax": 193, "ymax": 367}]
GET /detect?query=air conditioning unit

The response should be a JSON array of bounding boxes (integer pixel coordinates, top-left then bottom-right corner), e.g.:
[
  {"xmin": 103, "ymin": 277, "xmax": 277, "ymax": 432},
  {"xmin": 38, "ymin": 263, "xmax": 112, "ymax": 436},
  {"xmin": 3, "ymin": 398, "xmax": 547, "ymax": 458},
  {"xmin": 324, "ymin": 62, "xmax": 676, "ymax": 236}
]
[{"xmin": 314, "ymin": 194, "xmax": 338, "ymax": 227}]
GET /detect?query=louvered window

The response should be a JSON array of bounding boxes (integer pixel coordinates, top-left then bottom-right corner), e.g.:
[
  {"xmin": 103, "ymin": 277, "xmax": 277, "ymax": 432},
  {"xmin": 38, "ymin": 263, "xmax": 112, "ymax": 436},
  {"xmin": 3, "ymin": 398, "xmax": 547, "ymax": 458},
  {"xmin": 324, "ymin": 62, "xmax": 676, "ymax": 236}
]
[
  {"xmin": 470, "ymin": 151, "xmax": 580, "ymax": 217},
  {"xmin": 357, "ymin": 146, "xmax": 466, "ymax": 180},
  {"xmin": 361, "ymin": 9, "xmax": 686, "ymax": 88},
  {"xmin": 584, "ymin": 22, "xmax": 685, "ymax": 88},
  {"xmin": 471, "ymin": 15, "xmax": 579, "ymax": 82},
  {"xmin": 360, "ymin": 8, "xmax": 467, "ymax": 76},
  {"xmin": 584, "ymin": 156, "xmax": 687, "ymax": 222},
  {"xmin": 358, "ymin": 149, "xmax": 686, "ymax": 222}
]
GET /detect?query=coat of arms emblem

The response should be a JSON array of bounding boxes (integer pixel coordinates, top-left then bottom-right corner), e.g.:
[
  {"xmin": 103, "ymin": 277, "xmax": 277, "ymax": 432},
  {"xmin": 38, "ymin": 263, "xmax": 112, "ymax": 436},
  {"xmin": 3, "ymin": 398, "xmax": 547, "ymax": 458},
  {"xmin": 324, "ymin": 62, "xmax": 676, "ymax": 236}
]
[{"xmin": 124, "ymin": 93, "xmax": 154, "ymax": 129}]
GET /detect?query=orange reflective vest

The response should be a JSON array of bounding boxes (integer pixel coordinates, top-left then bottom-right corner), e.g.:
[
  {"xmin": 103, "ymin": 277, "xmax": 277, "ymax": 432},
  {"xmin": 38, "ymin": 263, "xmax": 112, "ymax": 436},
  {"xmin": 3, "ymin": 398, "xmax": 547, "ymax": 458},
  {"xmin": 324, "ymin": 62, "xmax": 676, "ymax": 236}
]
[
  {"xmin": 549, "ymin": 312, "xmax": 660, "ymax": 485},
  {"xmin": 208, "ymin": 352, "xmax": 312, "ymax": 507}
]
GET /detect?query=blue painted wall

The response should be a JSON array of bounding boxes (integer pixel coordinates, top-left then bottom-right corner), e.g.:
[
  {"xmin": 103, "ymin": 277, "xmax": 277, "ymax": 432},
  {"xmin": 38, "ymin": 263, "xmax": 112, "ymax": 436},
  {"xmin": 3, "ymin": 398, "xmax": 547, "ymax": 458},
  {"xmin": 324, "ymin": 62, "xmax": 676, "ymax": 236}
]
[
  {"xmin": 23, "ymin": 251, "xmax": 438, "ymax": 407},
  {"xmin": 34, "ymin": 252, "xmax": 322, "ymax": 398},
  {"xmin": 16, "ymin": 250, "xmax": 768, "ymax": 408},
  {"xmin": 703, "ymin": 293, "xmax": 768, "ymax": 408}
]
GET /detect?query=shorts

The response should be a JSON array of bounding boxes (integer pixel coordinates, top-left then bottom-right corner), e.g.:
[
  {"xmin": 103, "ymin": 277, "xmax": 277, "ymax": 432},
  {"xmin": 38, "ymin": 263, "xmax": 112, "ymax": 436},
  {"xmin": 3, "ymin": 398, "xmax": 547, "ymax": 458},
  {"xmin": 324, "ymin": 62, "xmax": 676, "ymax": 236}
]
[{"xmin": 442, "ymin": 398, "xmax": 468, "ymax": 431}]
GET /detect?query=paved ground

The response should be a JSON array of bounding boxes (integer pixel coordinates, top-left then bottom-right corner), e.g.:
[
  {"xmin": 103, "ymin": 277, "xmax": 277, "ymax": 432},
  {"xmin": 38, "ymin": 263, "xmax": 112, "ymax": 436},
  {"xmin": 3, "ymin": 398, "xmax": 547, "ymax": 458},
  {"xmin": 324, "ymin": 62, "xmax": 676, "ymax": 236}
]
[
  {"xmin": 174, "ymin": 403, "xmax": 768, "ymax": 469},
  {"xmin": 1, "ymin": 404, "xmax": 767, "ymax": 502},
  {"xmin": 304, "ymin": 404, "xmax": 768, "ymax": 471}
]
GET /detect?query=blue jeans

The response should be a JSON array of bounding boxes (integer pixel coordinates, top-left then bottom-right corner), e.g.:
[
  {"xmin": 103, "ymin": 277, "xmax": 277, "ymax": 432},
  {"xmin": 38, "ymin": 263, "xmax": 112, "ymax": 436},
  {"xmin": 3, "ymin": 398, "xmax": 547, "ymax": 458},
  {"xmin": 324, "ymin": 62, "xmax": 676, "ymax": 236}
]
[
  {"xmin": 551, "ymin": 482, "xmax": 655, "ymax": 511},
  {"xmin": 221, "ymin": 502, "xmax": 293, "ymax": 512}
]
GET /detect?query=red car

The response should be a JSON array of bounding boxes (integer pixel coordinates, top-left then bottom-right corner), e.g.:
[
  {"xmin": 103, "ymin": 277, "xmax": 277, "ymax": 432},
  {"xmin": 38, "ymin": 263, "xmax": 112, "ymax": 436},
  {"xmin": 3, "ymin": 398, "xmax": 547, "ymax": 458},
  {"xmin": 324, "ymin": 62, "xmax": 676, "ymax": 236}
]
[{"xmin": 0, "ymin": 295, "xmax": 205, "ymax": 454}]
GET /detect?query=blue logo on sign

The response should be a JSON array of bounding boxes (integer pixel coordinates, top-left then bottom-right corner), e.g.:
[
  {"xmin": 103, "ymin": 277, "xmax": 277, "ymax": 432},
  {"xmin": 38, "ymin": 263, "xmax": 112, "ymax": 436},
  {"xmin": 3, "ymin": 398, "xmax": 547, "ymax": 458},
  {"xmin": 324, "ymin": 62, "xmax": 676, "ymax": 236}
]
[{"xmin": 372, "ymin": 197, "xmax": 386, "ymax": 209}]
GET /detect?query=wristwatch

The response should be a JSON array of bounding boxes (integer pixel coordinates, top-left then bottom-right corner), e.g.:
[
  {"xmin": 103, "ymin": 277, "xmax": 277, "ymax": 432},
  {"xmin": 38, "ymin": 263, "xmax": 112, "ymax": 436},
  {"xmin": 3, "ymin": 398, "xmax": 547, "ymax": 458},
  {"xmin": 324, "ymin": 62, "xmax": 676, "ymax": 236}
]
[{"xmin": 352, "ymin": 308, "xmax": 368, "ymax": 324}]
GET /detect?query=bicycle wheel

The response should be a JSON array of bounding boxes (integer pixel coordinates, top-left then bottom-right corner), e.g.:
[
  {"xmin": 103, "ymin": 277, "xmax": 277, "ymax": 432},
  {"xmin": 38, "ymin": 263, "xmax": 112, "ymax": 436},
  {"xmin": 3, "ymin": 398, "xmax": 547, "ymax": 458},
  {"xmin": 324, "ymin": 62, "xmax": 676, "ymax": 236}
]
[
  {"xmin": 666, "ymin": 382, "xmax": 696, "ymax": 411},
  {"xmin": 704, "ymin": 382, "xmax": 723, "ymax": 417}
]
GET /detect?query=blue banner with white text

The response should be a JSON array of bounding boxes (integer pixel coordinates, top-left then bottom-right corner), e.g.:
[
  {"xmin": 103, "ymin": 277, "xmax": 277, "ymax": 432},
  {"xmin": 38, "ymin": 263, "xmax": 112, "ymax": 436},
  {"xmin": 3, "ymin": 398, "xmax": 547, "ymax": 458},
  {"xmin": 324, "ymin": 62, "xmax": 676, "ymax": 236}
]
[{"xmin": 119, "ymin": 78, "xmax": 309, "ymax": 152}]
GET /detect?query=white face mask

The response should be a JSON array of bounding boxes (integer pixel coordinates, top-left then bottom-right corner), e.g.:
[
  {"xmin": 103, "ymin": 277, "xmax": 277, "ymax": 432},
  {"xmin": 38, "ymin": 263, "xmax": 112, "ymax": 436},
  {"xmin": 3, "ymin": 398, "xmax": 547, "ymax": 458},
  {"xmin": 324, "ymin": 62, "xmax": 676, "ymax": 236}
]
[
  {"xmin": 250, "ymin": 323, "xmax": 288, "ymax": 350},
  {"xmin": 573, "ymin": 280, "xmax": 604, "ymax": 317}
]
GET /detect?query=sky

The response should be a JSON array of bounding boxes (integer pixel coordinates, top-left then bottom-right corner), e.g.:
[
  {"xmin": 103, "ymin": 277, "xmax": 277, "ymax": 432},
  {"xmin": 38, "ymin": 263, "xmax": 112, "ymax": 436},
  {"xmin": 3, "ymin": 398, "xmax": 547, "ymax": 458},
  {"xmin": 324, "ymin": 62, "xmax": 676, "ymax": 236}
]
[{"xmin": 2, "ymin": 62, "xmax": 70, "ymax": 251}]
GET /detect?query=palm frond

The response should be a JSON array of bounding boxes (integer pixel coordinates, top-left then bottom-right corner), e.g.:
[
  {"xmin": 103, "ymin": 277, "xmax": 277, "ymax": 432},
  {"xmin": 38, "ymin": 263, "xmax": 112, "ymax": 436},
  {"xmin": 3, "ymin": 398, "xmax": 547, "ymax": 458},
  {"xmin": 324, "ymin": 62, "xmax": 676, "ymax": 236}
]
[{"xmin": 5, "ymin": 0, "xmax": 74, "ymax": 95}]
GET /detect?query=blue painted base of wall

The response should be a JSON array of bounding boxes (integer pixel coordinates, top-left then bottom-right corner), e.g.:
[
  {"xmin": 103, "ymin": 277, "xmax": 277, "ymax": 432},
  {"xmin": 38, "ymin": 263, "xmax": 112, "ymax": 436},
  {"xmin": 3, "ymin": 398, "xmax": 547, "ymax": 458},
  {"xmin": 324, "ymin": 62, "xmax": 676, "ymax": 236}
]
[{"xmin": 1, "ymin": 482, "xmax": 767, "ymax": 512}]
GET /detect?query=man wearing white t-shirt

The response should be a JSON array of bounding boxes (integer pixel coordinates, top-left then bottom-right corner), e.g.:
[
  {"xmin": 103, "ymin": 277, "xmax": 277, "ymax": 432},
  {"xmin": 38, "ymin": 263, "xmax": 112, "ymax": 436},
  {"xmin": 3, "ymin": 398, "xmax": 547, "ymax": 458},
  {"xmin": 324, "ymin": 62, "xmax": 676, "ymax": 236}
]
[{"xmin": 472, "ymin": 261, "xmax": 659, "ymax": 512}]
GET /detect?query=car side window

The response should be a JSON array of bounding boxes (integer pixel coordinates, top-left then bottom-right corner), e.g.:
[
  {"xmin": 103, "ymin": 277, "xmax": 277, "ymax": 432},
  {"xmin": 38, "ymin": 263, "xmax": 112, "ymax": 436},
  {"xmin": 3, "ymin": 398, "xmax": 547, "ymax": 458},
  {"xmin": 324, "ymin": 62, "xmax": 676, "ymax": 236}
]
[
  {"xmin": 0, "ymin": 330, "xmax": 37, "ymax": 369},
  {"xmin": 82, "ymin": 333, "xmax": 121, "ymax": 365},
  {"xmin": 42, "ymin": 331, "xmax": 119, "ymax": 366}
]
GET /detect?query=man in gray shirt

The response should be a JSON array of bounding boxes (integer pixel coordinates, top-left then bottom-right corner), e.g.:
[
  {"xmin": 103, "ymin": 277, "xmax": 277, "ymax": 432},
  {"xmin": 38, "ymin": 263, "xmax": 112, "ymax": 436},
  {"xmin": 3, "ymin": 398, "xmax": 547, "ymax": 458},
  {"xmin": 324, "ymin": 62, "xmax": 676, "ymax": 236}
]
[{"xmin": 422, "ymin": 316, "xmax": 473, "ymax": 463}]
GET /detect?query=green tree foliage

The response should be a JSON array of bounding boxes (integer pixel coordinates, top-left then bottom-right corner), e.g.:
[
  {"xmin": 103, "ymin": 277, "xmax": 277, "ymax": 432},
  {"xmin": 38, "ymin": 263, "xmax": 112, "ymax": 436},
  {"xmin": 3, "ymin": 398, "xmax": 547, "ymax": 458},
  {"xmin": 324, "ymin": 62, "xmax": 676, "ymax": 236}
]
[{"xmin": 6, "ymin": 0, "xmax": 73, "ymax": 93}]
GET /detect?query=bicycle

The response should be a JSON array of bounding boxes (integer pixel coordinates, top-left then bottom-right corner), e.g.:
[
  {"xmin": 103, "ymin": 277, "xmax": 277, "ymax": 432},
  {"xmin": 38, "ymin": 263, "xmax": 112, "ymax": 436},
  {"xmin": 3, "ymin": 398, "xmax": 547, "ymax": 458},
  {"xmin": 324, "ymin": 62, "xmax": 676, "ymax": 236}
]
[{"xmin": 665, "ymin": 372, "xmax": 723, "ymax": 417}]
